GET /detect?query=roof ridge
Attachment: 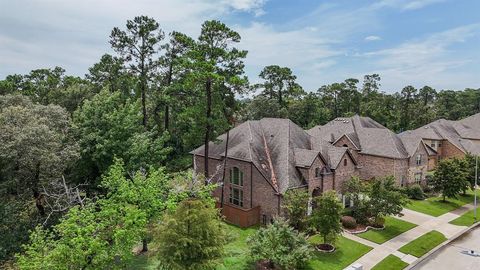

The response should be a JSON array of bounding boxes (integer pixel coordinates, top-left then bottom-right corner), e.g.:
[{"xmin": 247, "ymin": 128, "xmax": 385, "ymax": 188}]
[
  {"xmin": 247, "ymin": 121, "xmax": 254, "ymax": 161},
  {"xmin": 389, "ymin": 131, "xmax": 403, "ymax": 158},
  {"xmin": 259, "ymin": 121, "xmax": 279, "ymax": 192}
]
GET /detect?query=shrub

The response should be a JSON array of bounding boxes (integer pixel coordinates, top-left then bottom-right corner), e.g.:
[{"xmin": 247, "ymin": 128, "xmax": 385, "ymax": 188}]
[
  {"xmin": 341, "ymin": 216, "xmax": 357, "ymax": 229},
  {"xmin": 407, "ymin": 184, "xmax": 425, "ymax": 200},
  {"xmin": 370, "ymin": 216, "xmax": 385, "ymax": 228},
  {"xmin": 248, "ymin": 218, "xmax": 312, "ymax": 270}
]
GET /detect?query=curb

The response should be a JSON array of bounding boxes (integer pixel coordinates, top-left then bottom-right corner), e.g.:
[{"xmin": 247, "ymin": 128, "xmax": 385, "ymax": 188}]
[{"xmin": 405, "ymin": 221, "xmax": 480, "ymax": 270}]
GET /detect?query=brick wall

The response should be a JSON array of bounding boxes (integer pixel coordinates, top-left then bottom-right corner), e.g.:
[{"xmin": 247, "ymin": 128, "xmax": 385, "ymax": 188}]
[
  {"xmin": 334, "ymin": 135, "xmax": 360, "ymax": 161},
  {"xmin": 441, "ymin": 140, "xmax": 465, "ymax": 159},
  {"xmin": 332, "ymin": 153, "xmax": 358, "ymax": 191},
  {"xmin": 193, "ymin": 155, "xmax": 279, "ymax": 225},
  {"xmin": 357, "ymin": 154, "xmax": 408, "ymax": 184}
]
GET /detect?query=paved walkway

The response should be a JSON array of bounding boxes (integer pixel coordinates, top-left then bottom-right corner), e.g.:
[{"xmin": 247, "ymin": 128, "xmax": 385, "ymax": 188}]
[{"xmin": 344, "ymin": 203, "xmax": 475, "ymax": 270}]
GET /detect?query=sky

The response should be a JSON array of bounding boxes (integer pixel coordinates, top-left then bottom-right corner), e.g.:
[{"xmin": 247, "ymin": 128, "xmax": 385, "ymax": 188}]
[{"xmin": 1, "ymin": 0, "xmax": 479, "ymax": 92}]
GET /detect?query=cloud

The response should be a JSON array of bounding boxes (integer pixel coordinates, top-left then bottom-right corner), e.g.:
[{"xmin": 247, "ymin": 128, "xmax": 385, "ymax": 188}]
[
  {"xmin": 365, "ymin": 35, "xmax": 382, "ymax": 41},
  {"xmin": 374, "ymin": 0, "xmax": 446, "ymax": 10},
  {"xmin": 226, "ymin": 0, "xmax": 267, "ymax": 16},
  {"xmin": 359, "ymin": 24, "xmax": 480, "ymax": 90}
]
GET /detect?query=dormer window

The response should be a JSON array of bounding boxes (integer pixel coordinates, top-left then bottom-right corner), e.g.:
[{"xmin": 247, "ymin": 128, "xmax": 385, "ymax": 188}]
[
  {"xmin": 230, "ymin": 167, "xmax": 243, "ymax": 186},
  {"xmin": 315, "ymin": 167, "xmax": 321, "ymax": 178}
]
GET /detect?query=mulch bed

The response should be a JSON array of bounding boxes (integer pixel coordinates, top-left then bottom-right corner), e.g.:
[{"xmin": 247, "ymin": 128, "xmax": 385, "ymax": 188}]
[
  {"xmin": 343, "ymin": 224, "xmax": 385, "ymax": 234},
  {"xmin": 315, "ymin": 243, "xmax": 336, "ymax": 253}
]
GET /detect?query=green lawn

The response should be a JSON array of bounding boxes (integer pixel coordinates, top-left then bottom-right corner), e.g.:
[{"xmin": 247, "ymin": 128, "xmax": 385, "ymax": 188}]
[
  {"xmin": 398, "ymin": 230, "xmax": 447, "ymax": 258},
  {"xmin": 217, "ymin": 224, "xmax": 258, "ymax": 270},
  {"xmin": 371, "ymin": 255, "xmax": 408, "ymax": 270},
  {"xmin": 306, "ymin": 235, "xmax": 373, "ymax": 270},
  {"xmin": 405, "ymin": 190, "xmax": 475, "ymax": 217},
  {"xmin": 449, "ymin": 209, "xmax": 480, "ymax": 226},
  {"xmin": 356, "ymin": 216, "xmax": 417, "ymax": 244}
]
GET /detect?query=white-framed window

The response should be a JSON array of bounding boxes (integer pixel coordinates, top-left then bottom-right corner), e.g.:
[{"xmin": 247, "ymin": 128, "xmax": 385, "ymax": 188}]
[
  {"xmin": 229, "ymin": 187, "xmax": 243, "ymax": 207},
  {"xmin": 414, "ymin": 173, "xmax": 422, "ymax": 184},
  {"xmin": 230, "ymin": 167, "xmax": 243, "ymax": 186},
  {"xmin": 416, "ymin": 154, "xmax": 422, "ymax": 166}
]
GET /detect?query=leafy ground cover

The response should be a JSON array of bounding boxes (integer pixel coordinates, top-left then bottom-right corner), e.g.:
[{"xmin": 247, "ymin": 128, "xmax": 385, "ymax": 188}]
[
  {"xmin": 356, "ymin": 216, "xmax": 417, "ymax": 244},
  {"xmin": 398, "ymin": 230, "xmax": 447, "ymax": 257}
]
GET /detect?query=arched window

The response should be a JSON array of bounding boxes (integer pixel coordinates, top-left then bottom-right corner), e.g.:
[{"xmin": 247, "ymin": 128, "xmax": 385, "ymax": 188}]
[
  {"xmin": 343, "ymin": 158, "xmax": 347, "ymax": 166},
  {"xmin": 315, "ymin": 167, "xmax": 321, "ymax": 178},
  {"xmin": 229, "ymin": 167, "xmax": 243, "ymax": 186},
  {"xmin": 343, "ymin": 144, "xmax": 348, "ymax": 147}
]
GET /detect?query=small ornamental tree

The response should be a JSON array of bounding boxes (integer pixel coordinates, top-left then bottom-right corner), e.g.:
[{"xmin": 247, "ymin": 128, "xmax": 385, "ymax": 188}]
[
  {"xmin": 367, "ymin": 176, "xmax": 407, "ymax": 226},
  {"xmin": 311, "ymin": 191, "xmax": 343, "ymax": 248},
  {"xmin": 432, "ymin": 158, "xmax": 468, "ymax": 201},
  {"xmin": 247, "ymin": 218, "xmax": 312, "ymax": 270},
  {"xmin": 282, "ymin": 189, "xmax": 309, "ymax": 231},
  {"xmin": 156, "ymin": 198, "xmax": 226, "ymax": 270},
  {"xmin": 341, "ymin": 176, "xmax": 369, "ymax": 223}
]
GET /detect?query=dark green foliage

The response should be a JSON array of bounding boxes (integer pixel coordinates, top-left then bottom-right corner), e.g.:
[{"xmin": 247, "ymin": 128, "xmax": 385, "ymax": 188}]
[
  {"xmin": 368, "ymin": 176, "xmax": 408, "ymax": 223},
  {"xmin": 311, "ymin": 191, "xmax": 343, "ymax": 245},
  {"xmin": 247, "ymin": 219, "xmax": 312, "ymax": 270},
  {"xmin": 282, "ymin": 189, "xmax": 309, "ymax": 231},
  {"xmin": 405, "ymin": 184, "xmax": 425, "ymax": 200},
  {"xmin": 155, "ymin": 198, "xmax": 227, "ymax": 270},
  {"xmin": 73, "ymin": 90, "xmax": 171, "ymax": 184},
  {"xmin": 432, "ymin": 158, "xmax": 469, "ymax": 201}
]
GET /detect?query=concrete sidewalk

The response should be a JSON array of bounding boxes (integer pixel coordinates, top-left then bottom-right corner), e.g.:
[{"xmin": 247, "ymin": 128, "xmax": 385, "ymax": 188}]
[{"xmin": 344, "ymin": 202, "xmax": 475, "ymax": 270}]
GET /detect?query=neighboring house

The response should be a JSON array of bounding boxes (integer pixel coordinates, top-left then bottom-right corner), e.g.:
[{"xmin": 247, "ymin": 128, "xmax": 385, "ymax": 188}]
[
  {"xmin": 398, "ymin": 132, "xmax": 436, "ymax": 184},
  {"xmin": 307, "ymin": 115, "xmax": 414, "ymax": 185},
  {"xmin": 401, "ymin": 114, "xmax": 480, "ymax": 170},
  {"xmin": 191, "ymin": 118, "xmax": 358, "ymax": 227}
]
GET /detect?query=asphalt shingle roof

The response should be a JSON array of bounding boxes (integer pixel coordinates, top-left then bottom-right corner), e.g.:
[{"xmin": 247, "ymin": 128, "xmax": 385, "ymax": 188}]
[
  {"xmin": 191, "ymin": 118, "xmax": 352, "ymax": 193},
  {"xmin": 307, "ymin": 115, "xmax": 409, "ymax": 159}
]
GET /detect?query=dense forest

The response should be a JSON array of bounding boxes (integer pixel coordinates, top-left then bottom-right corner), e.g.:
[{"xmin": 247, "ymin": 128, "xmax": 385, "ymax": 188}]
[{"xmin": 1, "ymin": 16, "xmax": 479, "ymax": 268}]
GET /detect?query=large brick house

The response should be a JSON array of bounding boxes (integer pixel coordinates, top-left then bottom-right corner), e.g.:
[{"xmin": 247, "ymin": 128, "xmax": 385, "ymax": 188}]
[
  {"xmin": 400, "ymin": 113, "xmax": 480, "ymax": 170},
  {"xmin": 307, "ymin": 115, "xmax": 427, "ymax": 186},
  {"xmin": 191, "ymin": 118, "xmax": 358, "ymax": 227},
  {"xmin": 191, "ymin": 114, "xmax": 480, "ymax": 227}
]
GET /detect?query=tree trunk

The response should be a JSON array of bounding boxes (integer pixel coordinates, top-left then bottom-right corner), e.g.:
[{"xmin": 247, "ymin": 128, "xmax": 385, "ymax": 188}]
[
  {"xmin": 32, "ymin": 162, "xmax": 45, "ymax": 216},
  {"xmin": 204, "ymin": 78, "xmax": 212, "ymax": 183},
  {"xmin": 220, "ymin": 128, "xmax": 230, "ymax": 209},
  {"xmin": 164, "ymin": 62, "xmax": 173, "ymax": 131},
  {"xmin": 141, "ymin": 81, "xmax": 147, "ymax": 127},
  {"xmin": 141, "ymin": 238, "xmax": 148, "ymax": 252}
]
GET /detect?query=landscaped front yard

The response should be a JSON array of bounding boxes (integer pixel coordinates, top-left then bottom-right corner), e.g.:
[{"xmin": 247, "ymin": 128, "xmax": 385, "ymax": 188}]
[
  {"xmin": 356, "ymin": 216, "xmax": 417, "ymax": 244},
  {"xmin": 307, "ymin": 235, "xmax": 372, "ymax": 270},
  {"xmin": 405, "ymin": 190, "xmax": 475, "ymax": 217},
  {"xmin": 128, "ymin": 223, "xmax": 373, "ymax": 270},
  {"xmin": 371, "ymin": 254, "xmax": 408, "ymax": 270},
  {"xmin": 398, "ymin": 230, "xmax": 447, "ymax": 257}
]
